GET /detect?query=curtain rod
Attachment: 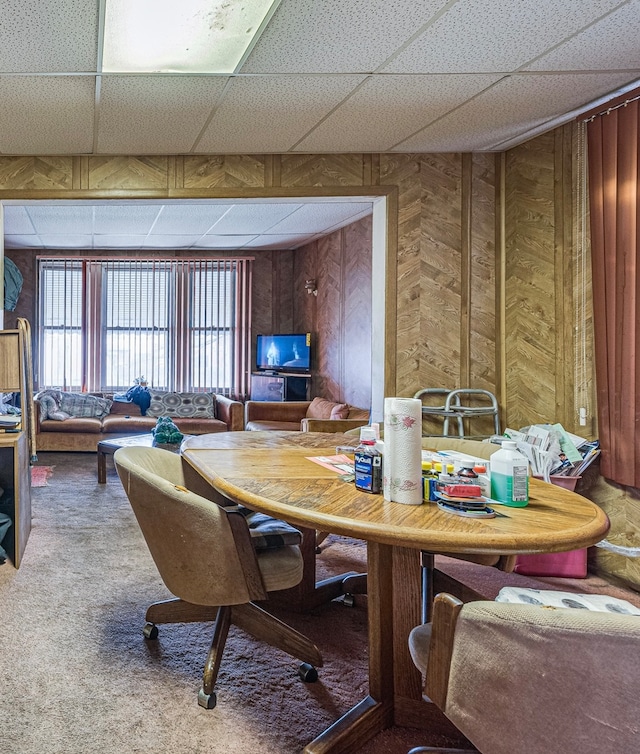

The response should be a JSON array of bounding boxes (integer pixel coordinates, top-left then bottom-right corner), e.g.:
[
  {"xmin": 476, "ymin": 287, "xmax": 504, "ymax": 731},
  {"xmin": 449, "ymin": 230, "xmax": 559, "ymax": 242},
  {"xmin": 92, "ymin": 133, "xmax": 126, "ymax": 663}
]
[
  {"xmin": 582, "ymin": 92, "xmax": 640, "ymax": 123},
  {"xmin": 35, "ymin": 254, "xmax": 255, "ymax": 262}
]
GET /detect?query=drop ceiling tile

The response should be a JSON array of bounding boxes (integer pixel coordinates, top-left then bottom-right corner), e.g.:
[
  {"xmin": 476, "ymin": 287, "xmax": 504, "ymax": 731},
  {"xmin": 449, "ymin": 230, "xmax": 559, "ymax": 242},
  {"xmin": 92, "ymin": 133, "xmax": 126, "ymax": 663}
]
[
  {"xmin": 525, "ymin": 1, "xmax": 640, "ymax": 71},
  {"xmin": 207, "ymin": 203, "xmax": 302, "ymax": 234},
  {"xmin": 395, "ymin": 72, "xmax": 636, "ymax": 152},
  {"xmin": 97, "ymin": 76, "xmax": 228, "ymax": 154},
  {"xmin": 241, "ymin": 0, "xmax": 450, "ymax": 73},
  {"xmin": 193, "ymin": 235, "xmax": 258, "ymax": 249},
  {"xmin": 142, "ymin": 235, "xmax": 201, "ymax": 249},
  {"xmin": 0, "ymin": 76, "xmax": 94, "ymax": 154},
  {"xmin": 93, "ymin": 235, "xmax": 146, "ymax": 250},
  {"xmin": 268, "ymin": 202, "xmax": 372, "ymax": 234},
  {"xmin": 39, "ymin": 234, "xmax": 93, "ymax": 249},
  {"xmin": 295, "ymin": 74, "xmax": 501, "ymax": 152},
  {"xmin": 383, "ymin": 0, "xmax": 626, "ymax": 73},
  {"xmin": 3, "ymin": 206, "xmax": 36, "ymax": 235},
  {"xmin": 196, "ymin": 76, "xmax": 365, "ymax": 153},
  {"xmin": 26, "ymin": 205, "xmax": 94, "ymax": 234},
  {"xmin": 4, "ymin": 235, "xmax": 44, "ymax": 250},
  {"xmin": 93, "ymin": 205, "xmax": 161, "ymax": 235},
  {"xmin": 150, "ymin": 204, "xmax": 232, "ymax": 235},
  {"xmin": 0, "ymin": 0, "xmax": 97, "ymax": 73},
  {"xmin": 243, "ymin": 234, "xmax": 316, "ymax": 249}
]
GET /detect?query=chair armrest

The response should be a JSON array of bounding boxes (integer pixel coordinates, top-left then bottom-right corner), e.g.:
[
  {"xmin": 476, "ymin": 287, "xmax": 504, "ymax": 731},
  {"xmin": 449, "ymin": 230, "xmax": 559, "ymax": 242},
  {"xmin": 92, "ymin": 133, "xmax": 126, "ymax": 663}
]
[
  {"xmin": 300, "ymin": 418, "xmax": 370, "ymax": 433},
  {"xmin": 244, "ymin": 400, "xmax": 310, "ymax": 424},
  {"xmin": 214, "ymin": 395, "xmax": 244, "ymax": 431}
]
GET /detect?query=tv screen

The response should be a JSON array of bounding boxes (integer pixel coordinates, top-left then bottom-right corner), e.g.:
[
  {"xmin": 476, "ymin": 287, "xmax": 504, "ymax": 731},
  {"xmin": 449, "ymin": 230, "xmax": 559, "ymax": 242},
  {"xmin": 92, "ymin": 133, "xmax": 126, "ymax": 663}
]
[{"xmin": 256, "ymin": 333, "xmax": 311, "ymax": 374}]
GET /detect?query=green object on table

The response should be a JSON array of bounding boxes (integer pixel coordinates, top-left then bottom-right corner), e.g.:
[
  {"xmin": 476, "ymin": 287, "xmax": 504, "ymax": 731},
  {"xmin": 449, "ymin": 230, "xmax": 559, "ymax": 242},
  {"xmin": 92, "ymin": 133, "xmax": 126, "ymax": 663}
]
[{"xmin": 152, "ymin": 416, "xmax": 184, "ymax": 445}]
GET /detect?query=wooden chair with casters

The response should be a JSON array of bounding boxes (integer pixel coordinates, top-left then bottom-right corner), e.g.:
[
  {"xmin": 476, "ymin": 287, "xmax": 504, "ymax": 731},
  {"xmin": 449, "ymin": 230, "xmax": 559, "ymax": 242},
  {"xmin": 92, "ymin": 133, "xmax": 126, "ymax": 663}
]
[
  {"xmin": 114, "ymin": 445, "xmax": 322, "ymax": 710},
  {"xmin": 408, "ymin": 592, "xmax": 640, "ymax": 754}
]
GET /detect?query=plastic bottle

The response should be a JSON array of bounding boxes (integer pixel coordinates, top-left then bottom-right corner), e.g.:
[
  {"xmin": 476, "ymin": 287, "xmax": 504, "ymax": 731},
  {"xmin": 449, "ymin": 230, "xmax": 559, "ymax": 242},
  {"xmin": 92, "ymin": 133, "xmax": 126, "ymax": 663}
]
[
  {"xmin": 354, "ymin": 427, "xmax": 383, "ymax": 494},
  {"xmin": 473, "ymin": 464, "xmax": 491, "ymax": 497},
  {"xmin": 490, "ymin": 441, "xmax": 529, "ymax": 506}
]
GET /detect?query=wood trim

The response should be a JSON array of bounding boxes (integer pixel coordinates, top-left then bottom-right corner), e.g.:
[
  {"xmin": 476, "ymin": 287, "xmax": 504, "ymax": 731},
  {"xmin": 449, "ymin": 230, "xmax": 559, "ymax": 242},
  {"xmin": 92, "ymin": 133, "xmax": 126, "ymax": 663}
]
[
  {"xmin": 384, "ymin": 186, "xmax": 399, "ymax": 397},
  {"xmin": 424, "ymin": 593, "xmax": 464, "ymax": 710},
  {"xmin": 495, "ymin": 152, "xmax": 507, "ymax": 426},
  {"xmin": 460, "ymin": 153, "xmax": 472, "ymax": 386}
]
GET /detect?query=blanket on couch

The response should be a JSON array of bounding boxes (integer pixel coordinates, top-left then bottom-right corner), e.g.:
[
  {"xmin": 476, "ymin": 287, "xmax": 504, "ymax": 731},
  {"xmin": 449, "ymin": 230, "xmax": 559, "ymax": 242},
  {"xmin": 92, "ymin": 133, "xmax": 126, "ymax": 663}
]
[{"xmin": 36, "ymin": 390, "xmax": 113, "ymax": 422}]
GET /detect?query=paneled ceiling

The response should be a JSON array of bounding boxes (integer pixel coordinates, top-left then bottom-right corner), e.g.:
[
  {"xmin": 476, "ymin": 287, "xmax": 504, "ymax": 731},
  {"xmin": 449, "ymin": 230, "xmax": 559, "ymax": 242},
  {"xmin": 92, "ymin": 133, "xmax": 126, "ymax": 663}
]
[{"xmin": 1, "ymin": 0, "xmax": 639, "ymax": 251}]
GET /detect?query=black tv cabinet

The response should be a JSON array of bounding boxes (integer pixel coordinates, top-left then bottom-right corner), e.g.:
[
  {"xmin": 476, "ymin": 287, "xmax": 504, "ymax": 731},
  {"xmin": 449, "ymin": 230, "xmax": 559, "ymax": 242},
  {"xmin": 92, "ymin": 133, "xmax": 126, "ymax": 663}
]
[{"xmin": 250, "ymin": 372, "xmax": 311, "ymax": 402}]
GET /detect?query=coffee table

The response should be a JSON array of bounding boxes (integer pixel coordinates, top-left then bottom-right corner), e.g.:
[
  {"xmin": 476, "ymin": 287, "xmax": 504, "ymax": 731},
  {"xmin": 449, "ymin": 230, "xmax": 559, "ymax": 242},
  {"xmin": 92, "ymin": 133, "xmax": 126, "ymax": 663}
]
[{"xmin": 97, "ymin": 433, "xmax": 188, "ymax": 483}]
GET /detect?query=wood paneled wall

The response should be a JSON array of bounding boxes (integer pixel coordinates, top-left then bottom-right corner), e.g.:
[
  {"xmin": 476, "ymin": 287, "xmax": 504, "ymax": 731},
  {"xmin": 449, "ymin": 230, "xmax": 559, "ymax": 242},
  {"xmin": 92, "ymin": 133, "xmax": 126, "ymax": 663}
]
[{"xmin": 4, "ymin": 140, "xmax": 638, "ymax": 589}]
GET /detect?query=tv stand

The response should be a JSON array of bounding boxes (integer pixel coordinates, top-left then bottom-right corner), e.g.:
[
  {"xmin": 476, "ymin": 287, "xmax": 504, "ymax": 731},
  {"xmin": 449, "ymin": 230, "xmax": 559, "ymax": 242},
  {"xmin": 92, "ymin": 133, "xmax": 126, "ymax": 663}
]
[{"xmin": 250, "ymin": 372, "xmax": 311, "ymax": 402}]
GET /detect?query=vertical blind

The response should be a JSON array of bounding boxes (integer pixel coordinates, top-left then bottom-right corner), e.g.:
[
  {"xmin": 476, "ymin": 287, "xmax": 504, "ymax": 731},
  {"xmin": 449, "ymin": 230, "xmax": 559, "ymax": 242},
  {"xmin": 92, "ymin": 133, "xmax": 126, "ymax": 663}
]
[{"xmin": 38, "ymin": 257, "xmax": 253, "ymax": 399}]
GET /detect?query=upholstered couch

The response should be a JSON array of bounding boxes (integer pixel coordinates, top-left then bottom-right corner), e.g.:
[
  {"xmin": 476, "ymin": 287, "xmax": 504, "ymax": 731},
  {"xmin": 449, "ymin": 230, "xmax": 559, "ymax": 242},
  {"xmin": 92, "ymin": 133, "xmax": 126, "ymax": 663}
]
[
  {"xmin": 35, "ymin": 390, "xmax": 244, "ymax": 452},
  {"xmin": 244, "ymin": 396, "xmax": 370, "ymax": 432}
]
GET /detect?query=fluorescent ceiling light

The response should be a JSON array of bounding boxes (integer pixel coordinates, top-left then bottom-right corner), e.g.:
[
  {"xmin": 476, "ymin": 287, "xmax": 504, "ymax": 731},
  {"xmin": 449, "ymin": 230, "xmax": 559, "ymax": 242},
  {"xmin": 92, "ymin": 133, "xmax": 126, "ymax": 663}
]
[{"xmin": 102, "ymin": 0, "xmax": 280, "ymax": 74}]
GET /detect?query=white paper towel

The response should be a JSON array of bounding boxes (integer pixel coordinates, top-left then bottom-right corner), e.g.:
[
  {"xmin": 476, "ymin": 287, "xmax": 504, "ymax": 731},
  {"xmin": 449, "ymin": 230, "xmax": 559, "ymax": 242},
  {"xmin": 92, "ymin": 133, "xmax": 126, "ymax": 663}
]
[{"xmin": 383, "ymin": 397, "xmax": 423, "ymax": 505}]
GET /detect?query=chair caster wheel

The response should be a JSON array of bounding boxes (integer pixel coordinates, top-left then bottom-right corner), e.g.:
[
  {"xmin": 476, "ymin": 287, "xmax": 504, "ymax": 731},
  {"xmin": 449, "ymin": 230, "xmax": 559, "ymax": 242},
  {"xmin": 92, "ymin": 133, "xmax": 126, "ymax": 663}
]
[
  {"xmin": 198, "ymin": 688, "xmax": 217, "ymax": 709},
  {"xmin": 298, "ymin": 662, "xmax": 318, "ymax": 683},
  {"xmin": 143, "ymin": 622, "xmax": 158, "ymax": 640},
  {"xmin": 341, "ymin": 593, "xmax": 355, "ymax": 607}
]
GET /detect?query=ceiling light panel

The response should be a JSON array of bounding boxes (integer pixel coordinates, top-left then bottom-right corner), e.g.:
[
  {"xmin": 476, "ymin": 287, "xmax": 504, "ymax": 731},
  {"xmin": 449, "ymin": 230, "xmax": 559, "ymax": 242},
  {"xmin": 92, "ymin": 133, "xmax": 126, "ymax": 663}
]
[
  {"xmin": 102, "ymin": 0, "xmax": 280, "ymax": 73},
  {"xmin": 383, "ymin": 0, "xmax": 626, "ymax": 74},
  {"xmin": 240, "ymin": 0, "xmax": 450, "ymax": 74},
  {"xmin": 97, "ymin": 76, "xmax": 228, "ymax": 153}
]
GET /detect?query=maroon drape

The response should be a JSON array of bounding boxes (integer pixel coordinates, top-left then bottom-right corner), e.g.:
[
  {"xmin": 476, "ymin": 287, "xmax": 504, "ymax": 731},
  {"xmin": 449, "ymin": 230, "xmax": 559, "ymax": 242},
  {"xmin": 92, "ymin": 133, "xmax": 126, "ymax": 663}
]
[{"xmin": 587, "ymin": 99, "xmax": 640, "ymax": 487}]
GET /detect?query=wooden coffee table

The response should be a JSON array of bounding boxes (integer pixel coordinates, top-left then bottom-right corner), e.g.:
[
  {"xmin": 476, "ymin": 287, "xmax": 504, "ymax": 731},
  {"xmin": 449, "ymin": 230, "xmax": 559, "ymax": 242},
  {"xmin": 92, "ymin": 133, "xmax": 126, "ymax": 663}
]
[{"xmin": 97, "ymin": 433, "xmax": 188, "ymax": 483}]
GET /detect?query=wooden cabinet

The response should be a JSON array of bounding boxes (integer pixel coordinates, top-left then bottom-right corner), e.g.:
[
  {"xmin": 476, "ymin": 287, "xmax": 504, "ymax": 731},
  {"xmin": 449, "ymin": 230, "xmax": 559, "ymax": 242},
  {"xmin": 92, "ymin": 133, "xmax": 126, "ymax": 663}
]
[
  {"xmin": 0, "ymin": 327, "xmax": 33, "ymax": 568},
  {"xmin": 250, "ymin": 372, "xmax": 311, "ymax": 402}
]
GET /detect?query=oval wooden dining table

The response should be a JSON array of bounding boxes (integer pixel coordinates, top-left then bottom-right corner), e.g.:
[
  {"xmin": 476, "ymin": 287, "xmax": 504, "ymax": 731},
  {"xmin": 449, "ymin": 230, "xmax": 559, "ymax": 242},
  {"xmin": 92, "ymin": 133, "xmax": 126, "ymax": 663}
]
[{"xmin": 181, "ymin": 431, "xmax": 610, "ymax": 754}]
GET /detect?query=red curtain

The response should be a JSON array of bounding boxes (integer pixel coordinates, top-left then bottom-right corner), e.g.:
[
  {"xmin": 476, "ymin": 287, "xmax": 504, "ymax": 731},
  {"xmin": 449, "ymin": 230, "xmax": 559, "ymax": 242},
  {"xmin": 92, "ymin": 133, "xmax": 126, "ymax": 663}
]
[{"xmin": 587, "ymin": 97, "xmax": 640, "ymax": 487}]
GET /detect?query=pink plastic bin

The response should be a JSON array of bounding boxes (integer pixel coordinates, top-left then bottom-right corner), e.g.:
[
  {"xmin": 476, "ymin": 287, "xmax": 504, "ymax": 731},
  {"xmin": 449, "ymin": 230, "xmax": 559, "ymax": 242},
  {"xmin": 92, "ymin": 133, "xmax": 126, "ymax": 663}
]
[{"xmin": 513, "ymin": 474, "xmax": 587, "ymax": 578}]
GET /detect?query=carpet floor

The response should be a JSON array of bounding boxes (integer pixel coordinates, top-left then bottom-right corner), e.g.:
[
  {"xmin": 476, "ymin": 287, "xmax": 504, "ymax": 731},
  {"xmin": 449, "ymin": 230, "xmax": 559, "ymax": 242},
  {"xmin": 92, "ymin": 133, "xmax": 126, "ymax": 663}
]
[{"xmin": 1, "ymin": 453, "xmax": 638, "ymax": 753}]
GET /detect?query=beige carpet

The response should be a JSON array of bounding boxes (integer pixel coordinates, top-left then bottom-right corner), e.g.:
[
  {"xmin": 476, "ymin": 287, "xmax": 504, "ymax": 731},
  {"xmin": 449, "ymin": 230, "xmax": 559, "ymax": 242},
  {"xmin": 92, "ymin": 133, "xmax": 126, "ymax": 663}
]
[{"xmin": 1, "ymin": 453, "xmax": 638, "ymax": 754}]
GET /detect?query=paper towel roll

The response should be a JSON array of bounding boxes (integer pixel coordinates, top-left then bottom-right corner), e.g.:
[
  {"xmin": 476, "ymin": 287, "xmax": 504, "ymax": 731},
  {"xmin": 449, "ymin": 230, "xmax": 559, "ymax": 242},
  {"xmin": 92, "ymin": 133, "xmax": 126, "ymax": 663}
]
[{"xmin": 383, "ymin": 397, "xmax": 423, "ymax": 505}]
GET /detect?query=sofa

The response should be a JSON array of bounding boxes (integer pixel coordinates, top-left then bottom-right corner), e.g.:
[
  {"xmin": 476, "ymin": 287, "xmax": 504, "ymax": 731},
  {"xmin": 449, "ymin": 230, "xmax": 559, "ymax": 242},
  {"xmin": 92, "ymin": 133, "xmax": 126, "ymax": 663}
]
[
  {"xmin": 244, "ymin": 396, "xmax": 370, "ymax": 433},
  {"xmin": 34, "ymin": 390, "xmax": 244, "ymax": 452}
]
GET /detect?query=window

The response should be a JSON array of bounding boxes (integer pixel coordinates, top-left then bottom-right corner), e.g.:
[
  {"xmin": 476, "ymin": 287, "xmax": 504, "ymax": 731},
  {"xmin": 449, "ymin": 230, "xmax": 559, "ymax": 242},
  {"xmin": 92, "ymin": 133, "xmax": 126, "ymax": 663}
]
[{"xmin": 38, "ymin": 257, "xmax": 252, "ymax": 398}]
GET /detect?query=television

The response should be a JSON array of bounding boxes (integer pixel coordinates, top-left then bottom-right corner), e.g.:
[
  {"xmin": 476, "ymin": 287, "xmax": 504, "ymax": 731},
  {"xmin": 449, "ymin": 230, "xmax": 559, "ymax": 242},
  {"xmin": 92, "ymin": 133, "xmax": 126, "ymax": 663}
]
[{"xmin": 255, "ymin": 333, "xmax": 311, "ymax": 374}]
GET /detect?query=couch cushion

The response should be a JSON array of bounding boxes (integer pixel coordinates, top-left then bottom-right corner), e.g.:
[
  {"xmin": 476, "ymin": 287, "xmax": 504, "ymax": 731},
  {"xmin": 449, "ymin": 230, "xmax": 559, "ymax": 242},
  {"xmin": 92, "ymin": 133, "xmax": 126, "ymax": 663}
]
[
  {"xmin": 306, "ymin": 397, "xmax": 344, "ymax": 420},
  {"xmin": 245, "ymin": 420, "xmax": 301, "ymax": 432},
  {"xmin": 102, "ymin": 415, "xmax": 157, "ymax": 433},
  {"xmin": 348, "ymin": 406, "xmax": 370, "ymax": 421},
  {"xmin": 172, "ymin": 417, "xmax": 227, "ymax": 434},
  {"xmin": 39, "ymin": 417, "xmax": 102, "ymax": 434},
  {"xmin": 147, "ymin": 391, "xmax": 217, "ymax": 419},
  {"xmin": 59, "ymin": 393, "xmax": 113, "ymax": 419}
]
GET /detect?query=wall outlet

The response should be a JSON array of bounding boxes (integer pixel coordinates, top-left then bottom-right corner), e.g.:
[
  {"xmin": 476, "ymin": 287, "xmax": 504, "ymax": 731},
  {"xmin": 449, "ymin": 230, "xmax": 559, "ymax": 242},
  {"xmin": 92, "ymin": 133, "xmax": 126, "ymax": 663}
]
[{"xmin": 579, "ymin": 407, "xmax": 587, "ymax": 427}]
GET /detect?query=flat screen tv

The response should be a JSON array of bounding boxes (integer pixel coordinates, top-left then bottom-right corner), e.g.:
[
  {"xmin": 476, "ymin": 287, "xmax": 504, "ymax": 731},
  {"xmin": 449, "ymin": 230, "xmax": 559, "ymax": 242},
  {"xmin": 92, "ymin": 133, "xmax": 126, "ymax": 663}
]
[{"xmin": 255, "ymin": 333, "xmax": 311, "ymax": 374}]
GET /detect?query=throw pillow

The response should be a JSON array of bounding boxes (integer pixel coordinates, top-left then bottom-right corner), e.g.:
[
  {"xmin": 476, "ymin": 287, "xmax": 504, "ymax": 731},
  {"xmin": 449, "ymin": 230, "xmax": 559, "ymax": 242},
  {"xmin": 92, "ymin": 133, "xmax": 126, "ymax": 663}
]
[
  {"xmin": 146, "ymin": 391, "xmax": 217, "ymax": 419},
  {"xmin": 239, "ymin": 508, "xmax": 303, "ymax": 551},
  {"xmin": 306, "ymin": 397, "xmax": 343, "ymax": 420},
  {"xmin": 58, "ymin": 393, "xmax": 113, "ymax": 419},
  {"xmin": 330, "ymin": 403, "xmax": 350, "ymax": 419}
]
